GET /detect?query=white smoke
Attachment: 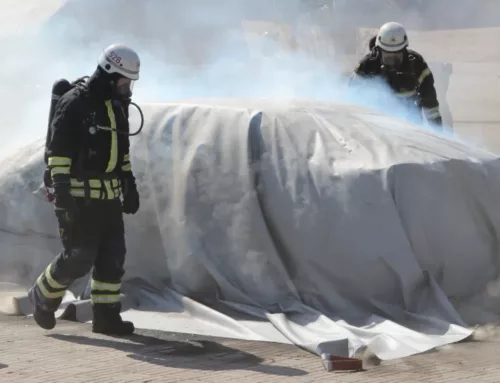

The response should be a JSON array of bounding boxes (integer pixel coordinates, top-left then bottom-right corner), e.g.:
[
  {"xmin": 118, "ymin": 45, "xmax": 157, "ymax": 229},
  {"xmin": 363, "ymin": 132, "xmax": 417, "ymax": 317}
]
[{"xmin": 3, "ymin": 0, "xmax": 490, "ymax": 158}]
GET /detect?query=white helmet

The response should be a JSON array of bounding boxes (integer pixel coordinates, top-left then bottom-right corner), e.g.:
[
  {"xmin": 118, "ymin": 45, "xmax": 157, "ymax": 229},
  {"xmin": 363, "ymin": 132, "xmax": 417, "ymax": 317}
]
[
  {"xmin": 97, "ymin": 43, "xmax": 140, "ymax": 81},
  {"xmin": 376, "ymin": 22, "xmax": 408, "ymax": 52}
]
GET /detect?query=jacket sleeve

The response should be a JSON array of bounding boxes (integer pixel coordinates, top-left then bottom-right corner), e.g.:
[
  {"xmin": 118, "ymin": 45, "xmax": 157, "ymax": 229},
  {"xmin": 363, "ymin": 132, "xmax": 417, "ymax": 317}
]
[
  {"xmin": 414, "ymin": 57, "xmax": 442, "ymax": 125},
  {"xmin": 119, "ymin": 131, "xmax": 139, "ymax": 198},
  {"xmin": 46, "ymin": 93, "xmax": 82, "ymax": 187},
  {"xmin": 115, "ymin": 101, "xmax": 136, "ymax": 184},
  {"xmin": 350, "ymin": 56, "xmax": 369, "ymax": 77},
  {"xmin": 121, "ymin": 139, "xmax": 133, "ymax": 176},
  {"xmin": 348, "ymin": 55, "xmax": 373, "ymax": 89}
]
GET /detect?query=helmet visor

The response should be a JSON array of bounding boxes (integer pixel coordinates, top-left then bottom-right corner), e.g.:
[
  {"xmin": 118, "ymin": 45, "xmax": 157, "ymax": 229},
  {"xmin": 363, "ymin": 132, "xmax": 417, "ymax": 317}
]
[
  {"xmin": 115, "ymin": 77, "xmax": 135, "ymax": 98},
  {"xmin": 380, "ymin": 50, "xmax": 404, "ymax": 68}
]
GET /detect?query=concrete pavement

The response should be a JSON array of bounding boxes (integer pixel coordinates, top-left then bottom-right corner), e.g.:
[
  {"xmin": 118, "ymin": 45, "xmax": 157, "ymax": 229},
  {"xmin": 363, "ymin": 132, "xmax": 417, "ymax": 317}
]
[{"xmin": 2, "ymin": 314, "xmax": 500, "ymax": 382}]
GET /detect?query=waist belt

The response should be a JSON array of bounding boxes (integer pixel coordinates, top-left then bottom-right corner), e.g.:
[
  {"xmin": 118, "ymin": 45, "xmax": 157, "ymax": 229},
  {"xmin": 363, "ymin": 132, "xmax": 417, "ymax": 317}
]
[{"xmin": 70, "ymin": 172, "xmax": 121, "ymax": 203}]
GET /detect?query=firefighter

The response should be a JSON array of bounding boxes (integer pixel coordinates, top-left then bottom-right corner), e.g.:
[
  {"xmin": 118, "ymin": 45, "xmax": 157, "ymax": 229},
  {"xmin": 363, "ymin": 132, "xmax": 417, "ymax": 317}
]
[
  {"xmin": 350, "ymin": 22, "xmax": 443, "ymax": 129},
  {"xmin": 28, "ymin": 43, "xmax": 141, "ymax": 335}
]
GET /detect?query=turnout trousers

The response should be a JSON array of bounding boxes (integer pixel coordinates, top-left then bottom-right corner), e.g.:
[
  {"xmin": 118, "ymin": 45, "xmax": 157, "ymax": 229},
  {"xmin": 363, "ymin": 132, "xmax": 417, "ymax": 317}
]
[{"xmin": 31, "ymin": 198, "xmax": 126, "ymax": 314}]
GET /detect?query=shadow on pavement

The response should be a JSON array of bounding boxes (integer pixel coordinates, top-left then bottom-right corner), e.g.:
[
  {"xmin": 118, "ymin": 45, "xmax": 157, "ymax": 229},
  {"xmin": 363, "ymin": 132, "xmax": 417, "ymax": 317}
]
[
  {"xmin": 47, "ymin": 333, "xmax": 308, "ymax": 377},
  {"xmin": 0, "ymin": 363, "xmax": 7, "ymax": 369}
]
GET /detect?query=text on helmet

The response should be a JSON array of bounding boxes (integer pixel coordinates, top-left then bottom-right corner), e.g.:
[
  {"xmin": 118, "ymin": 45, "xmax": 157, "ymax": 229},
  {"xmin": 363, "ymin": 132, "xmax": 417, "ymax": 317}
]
[{"xmin": 108, "ymin": 51, "xmax": 122, "ymax": 64}]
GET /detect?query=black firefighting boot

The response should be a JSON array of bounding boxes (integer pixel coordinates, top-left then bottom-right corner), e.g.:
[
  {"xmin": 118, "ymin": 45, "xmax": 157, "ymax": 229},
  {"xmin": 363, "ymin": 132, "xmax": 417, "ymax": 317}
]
[
  {"xmin": 91, "ymin": 303, "xmax": 134, "ymax": 336},
  {"xmin": 28, "ymin": 287, "xmax": 56, "ymax": 330}
]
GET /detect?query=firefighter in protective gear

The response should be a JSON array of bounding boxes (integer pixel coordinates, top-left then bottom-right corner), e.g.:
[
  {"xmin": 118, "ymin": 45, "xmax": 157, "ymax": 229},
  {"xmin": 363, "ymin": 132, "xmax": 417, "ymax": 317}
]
[
  {"xmin": 350, "ymin": 22, "xmax": 443, "ymax": 129},
  {"xmin": 28, "ymin": 43, "xmax": 141, "ymax": 335}
]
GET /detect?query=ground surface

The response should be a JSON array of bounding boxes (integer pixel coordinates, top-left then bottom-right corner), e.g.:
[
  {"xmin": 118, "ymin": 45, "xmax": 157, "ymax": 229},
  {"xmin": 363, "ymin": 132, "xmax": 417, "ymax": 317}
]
[{"xmin": 2, "ymin": 314, "xmax": 500, "ymax": 382}]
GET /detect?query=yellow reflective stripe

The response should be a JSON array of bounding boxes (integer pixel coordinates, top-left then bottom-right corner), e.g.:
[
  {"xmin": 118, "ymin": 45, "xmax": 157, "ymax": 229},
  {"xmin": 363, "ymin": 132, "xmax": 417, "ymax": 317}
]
[
  {"xmin": 104, "ymin": 180, "xmax": 113, "ymax": 197},
  {"xmin": 430, "ymin": 111, "xmax": 441, "ymax": 118},
  {"xmin": 44, "ymin": 265, "xmax": 66, "ymax": 289},
  {"xmin": 424, "ymin": 107, "xmax": 441, "ymax": 119},
  {"xmin": 70, "ymin": 178, "xmax": 120, "ymax": 188},
  {"xmin": 396, "ymin": 90, "xmax": 417, "ymax": 98},
  {"xmin": 105, "ymin": 100, "xmax": 118, "ymax": 173},
  {"xmin": 418, "ymin": 68, "xmax": 431, "ymax": 84},
  {"xmin": 36, "ymin": 276, "xmax": 65, "ymax": 299},
  {"xmin": 91, "ymin": 280, "xmax": 121, "ymax": 291},
  {"xmin": 48, "ymin": 157, "xmax": 72, "ymax": 166},
  {"xmin": 70, "ymin": 189, "xmax": 119, "ymax": 199},
  {"xmin": 91, "ymin": 294, "xmax": 121, "ymax": 304},
  {"xmin": 70, "ymin": 190, "xmax": 87, "ymax": 198},
  {"xmin": 51, "ymin": 166, "xmax": 70, "ymax": 175},
  {"xmin": 71, "ymin": 179, "xmax": 100, "ymax": 188},
  {"xmin": 122, "ymin": 151, "xmax": 131, "ymax": 172}
]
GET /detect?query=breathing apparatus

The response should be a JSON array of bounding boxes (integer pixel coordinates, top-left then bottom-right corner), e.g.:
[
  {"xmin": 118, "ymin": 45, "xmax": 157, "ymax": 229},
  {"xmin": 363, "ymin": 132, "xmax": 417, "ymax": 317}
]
[
  {"xmin": 46, "ymin": 76, "xmax": 144, "ymax": 138},
  {"xmin": 43, "ymin": 44, "xmax": 144, "ymax": 201}
]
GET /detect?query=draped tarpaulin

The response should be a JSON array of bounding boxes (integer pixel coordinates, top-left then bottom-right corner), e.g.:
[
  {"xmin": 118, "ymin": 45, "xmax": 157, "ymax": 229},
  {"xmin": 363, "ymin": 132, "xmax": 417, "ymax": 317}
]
[{"xmin": 4, "ymin": 99, "xmax": 500, "ymax": 359}]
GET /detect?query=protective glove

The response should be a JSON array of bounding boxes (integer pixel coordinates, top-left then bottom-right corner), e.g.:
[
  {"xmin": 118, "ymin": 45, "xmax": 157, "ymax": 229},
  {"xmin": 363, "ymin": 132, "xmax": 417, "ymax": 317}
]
[
  {"xmin": 121, "ymin": 175, "xmax": 140, "ymax": 215},
  {"xmin": 53, "ymin": 184, "xmax": 79, "ymax": 234}
]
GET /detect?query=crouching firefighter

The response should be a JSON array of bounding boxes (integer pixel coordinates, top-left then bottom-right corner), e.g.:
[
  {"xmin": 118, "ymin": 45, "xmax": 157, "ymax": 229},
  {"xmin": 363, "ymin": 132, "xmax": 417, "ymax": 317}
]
[
  {"xmin": 349, "ymin": 22, "xmax": 443, "ymax": 130},
  {"xmin": 29, "ymin": 43, "xmax": 142, "ymax": 335}
]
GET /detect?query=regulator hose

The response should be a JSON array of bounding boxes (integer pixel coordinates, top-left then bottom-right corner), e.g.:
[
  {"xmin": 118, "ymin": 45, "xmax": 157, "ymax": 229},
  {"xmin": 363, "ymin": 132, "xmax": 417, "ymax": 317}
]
[
  {"xmin": 72, "ymin": 76, "xmax": 145, "ymax": 137},
  {"xmin": 127, "ymin": 101, "xmax": 144, "ymax": 136}
]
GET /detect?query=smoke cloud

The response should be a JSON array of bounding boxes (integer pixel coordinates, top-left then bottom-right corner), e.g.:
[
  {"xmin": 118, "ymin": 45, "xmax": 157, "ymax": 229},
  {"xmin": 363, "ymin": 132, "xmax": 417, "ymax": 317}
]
[{"xmin": 3, "ymin": 0, "xmax": 499, "ymax": 158}]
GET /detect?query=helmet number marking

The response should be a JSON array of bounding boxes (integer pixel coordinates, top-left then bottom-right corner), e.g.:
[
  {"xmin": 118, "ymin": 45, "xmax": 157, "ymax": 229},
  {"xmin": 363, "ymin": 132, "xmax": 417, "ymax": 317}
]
[{"xmin": 108, "ymin": 51, "xmax": 122, "ymax": 64}]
